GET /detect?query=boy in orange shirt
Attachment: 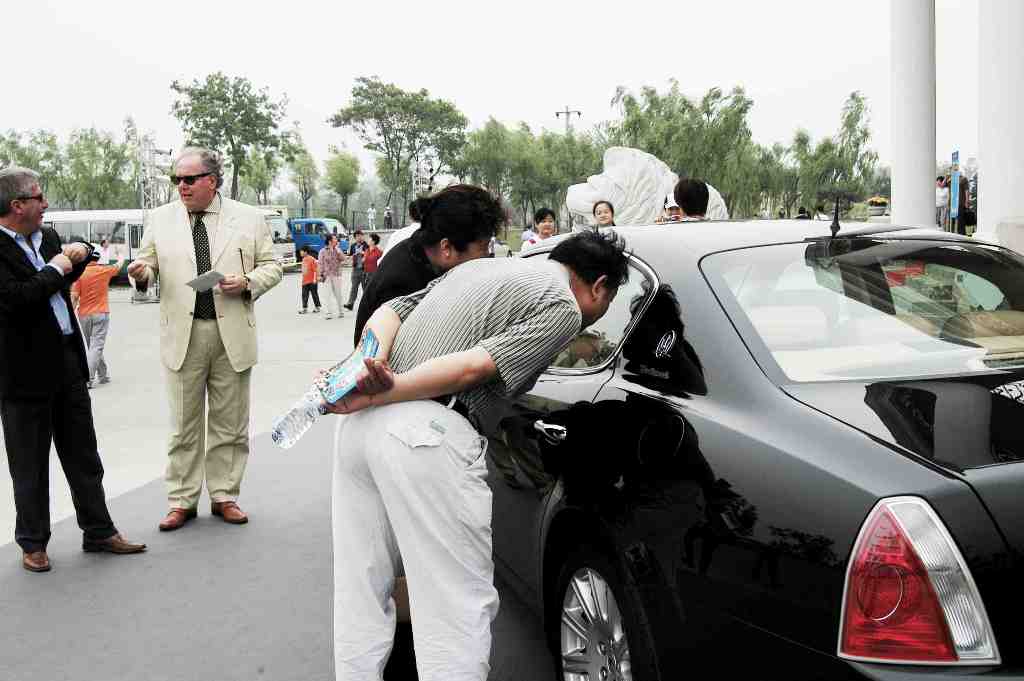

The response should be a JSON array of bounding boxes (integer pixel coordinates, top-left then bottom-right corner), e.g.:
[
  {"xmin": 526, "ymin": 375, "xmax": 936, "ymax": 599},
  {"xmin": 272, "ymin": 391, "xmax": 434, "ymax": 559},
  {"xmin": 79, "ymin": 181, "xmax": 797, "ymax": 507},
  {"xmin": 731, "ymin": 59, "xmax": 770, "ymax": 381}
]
[
  {"xmin": 71, "ymin": 254, "xmax": 125, "ymax": 388},
  {"xmin": 299, "ymin": 246, "xmax": 321, "ymax": 314}
]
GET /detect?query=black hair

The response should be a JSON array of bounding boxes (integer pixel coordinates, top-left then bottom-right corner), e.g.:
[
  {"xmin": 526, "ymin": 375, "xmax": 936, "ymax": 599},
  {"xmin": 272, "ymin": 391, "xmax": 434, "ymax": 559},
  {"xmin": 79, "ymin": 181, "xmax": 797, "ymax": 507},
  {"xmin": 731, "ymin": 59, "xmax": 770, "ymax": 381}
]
[
  {"xmin": 353, "ymin": 229, "xmax": 364, "ymax": 236},
  {"xmin": 370, "ymin": 233, "xmax": 381, "ymax": 245},
  {"xmin": 409, "ymin": 198, "xmax": 427, "ymax": 222},
  {"xmin": 937, "ymin": 175, "xmax": 945, "ymax": 182},
  {"xmin": 411, "ymin": 184, "xmax": 506, "ymax": 252},
  {"xmin": 299, "ymin": 246, "xmax": 309, "ymax": 255},
  {"xmin": 534, "ymin": 207, "xmax": 556, "ymax": 225},
  {"xmin": 549, "ymin": 230, "xmax": 630, "ymax": 289},
  {"xmin": 592, "ymin": 200, "xmax": 615, "ymax": 217},
  {"xmin": 673, "ymin": 178, "xmax": 709, "ymax": 216},
  {"xmin": 326, "ymin": 233, "xmax": 338, "ymax": 244}
]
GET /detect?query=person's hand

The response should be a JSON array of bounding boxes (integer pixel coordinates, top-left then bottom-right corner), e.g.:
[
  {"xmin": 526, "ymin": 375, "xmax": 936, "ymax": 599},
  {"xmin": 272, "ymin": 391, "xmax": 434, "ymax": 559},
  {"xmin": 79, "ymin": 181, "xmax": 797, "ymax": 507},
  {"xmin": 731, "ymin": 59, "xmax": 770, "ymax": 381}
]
[
  {"xmin": 49, "ymin": 253, "xmax": 73, "ymax": 274},
  {"xmin": 219, "ymin": 274, "xmax": 248, "ymax": 296},
  {"xmin": 356, "ymin": 358, "xmax": 394, "ymax": 395},
  {"xmin": 127, "ymin": 261, "xmax": 149, "ymax": 279},
  {"xmin": 322, "ymin": 391, "xmax": 377, "ymax": 415},
  {"xmin": 62, "ymin": 242, "xmax": 89, "ymax": 263}
]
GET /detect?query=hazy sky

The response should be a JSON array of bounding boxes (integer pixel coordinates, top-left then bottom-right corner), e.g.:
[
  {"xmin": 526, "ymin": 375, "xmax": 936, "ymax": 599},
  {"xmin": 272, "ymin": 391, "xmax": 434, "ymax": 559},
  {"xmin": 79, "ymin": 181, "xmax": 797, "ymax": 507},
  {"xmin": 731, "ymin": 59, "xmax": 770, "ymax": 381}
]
[{"xmin": 9, "ymin": 0, "xmax": 979, "ymax": 179}]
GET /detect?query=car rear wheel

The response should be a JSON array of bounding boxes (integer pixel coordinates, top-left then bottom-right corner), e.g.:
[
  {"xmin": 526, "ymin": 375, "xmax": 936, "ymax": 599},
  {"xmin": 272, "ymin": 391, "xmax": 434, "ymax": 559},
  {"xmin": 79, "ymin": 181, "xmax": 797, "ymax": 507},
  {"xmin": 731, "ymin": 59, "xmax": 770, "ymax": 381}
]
[{"xmin": 553, "ymin": 545, "xmax": 658, "ymax": 681}]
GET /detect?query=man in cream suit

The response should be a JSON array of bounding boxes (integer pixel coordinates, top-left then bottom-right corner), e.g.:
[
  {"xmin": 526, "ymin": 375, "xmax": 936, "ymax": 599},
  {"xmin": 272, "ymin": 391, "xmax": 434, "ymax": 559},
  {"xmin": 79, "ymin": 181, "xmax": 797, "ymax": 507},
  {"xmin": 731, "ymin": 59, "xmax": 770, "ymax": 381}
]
[{"xmin": 128, "ymin": 147, "xmax": 282, "ymax": 531}]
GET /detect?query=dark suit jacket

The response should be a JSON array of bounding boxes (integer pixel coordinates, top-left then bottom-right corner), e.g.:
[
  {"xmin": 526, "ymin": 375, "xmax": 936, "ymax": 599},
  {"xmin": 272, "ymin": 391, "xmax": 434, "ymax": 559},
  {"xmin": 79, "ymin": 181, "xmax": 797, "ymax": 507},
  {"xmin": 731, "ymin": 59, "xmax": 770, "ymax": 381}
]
[
  {"xmin": 0, "ymin": 227, "xmax": 89, "ymax": 398},
  {"xmin": 353, "ymin": 238, "xmax": 437, "ymax": 346}
]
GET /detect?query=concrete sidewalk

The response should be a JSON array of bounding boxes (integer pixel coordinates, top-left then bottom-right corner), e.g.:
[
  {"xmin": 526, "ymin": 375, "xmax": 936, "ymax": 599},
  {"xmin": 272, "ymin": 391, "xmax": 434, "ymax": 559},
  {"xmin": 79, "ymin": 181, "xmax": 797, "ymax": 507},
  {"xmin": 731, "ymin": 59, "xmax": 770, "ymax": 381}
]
[{"xmin": 0, "ymin": 423, "xmax": 555, "ymax": 681}]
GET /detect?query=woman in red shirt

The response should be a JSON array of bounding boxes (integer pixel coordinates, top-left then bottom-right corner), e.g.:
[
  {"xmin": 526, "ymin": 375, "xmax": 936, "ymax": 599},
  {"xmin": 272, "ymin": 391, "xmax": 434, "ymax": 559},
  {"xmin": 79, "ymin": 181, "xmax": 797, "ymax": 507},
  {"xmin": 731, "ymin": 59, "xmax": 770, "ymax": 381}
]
[
  {"xmin": 363, "ymin": 233, "xmax": 383, "ymax": 287},
  {"xmin": 299, "ymin": 246, "xmax": 321, "ymax": 314}
]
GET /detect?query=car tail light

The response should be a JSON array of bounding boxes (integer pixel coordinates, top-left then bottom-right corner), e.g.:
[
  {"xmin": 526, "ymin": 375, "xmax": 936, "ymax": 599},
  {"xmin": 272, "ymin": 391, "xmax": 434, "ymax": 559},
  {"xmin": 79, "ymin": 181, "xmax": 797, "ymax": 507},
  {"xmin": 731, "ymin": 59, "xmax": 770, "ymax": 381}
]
[{"xmin": 838, "ymin": 496, "xmax": 1000, "ymax": 665}]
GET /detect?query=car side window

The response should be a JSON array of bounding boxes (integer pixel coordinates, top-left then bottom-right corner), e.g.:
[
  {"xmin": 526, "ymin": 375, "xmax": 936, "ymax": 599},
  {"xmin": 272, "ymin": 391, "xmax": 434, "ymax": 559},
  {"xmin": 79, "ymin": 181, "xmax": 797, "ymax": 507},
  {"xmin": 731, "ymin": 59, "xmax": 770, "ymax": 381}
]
[{"xmin": 523, "ymin": 254, "xmax": 651, "ymax": 371}]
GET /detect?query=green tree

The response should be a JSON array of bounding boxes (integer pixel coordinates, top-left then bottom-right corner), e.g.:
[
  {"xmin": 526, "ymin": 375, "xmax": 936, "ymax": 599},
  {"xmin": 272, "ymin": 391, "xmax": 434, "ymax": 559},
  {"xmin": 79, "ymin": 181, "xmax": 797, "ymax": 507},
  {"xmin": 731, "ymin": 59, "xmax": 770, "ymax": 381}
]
[
  {"xmin": 607, "ymin": 82, "xmax": 758, "ymax": 215},
  {"xmin": 792, "ymin": 92, "xmax": 879, "ymax": 215},
  {"xmin": 171, "ymin": 72, "xmax": 291, "ymax": 200},
  {"xmin": 65, "ymin": 127, "xmax": 135, "ymax": 209},
  {"xmin": 242, "ymin": 147, "xmax": 278, "ymax": 205},
  {"xmin": 323, "ymin": 150, "xmax": 360, "ymax": 220},
  {"xmin": 290, "ymin": 146, "xmax": 320, "ymax": 217},
  {"xmin": 0, "ymin": 130, "xmax": 65, "ymax": 201},
  {"xmin": 330, "ymin": 76, "xmax": 467, "ymax": 216},
  {"xmin": 454, "ymin": 118, "xmax": 514, "ymax": 194}
]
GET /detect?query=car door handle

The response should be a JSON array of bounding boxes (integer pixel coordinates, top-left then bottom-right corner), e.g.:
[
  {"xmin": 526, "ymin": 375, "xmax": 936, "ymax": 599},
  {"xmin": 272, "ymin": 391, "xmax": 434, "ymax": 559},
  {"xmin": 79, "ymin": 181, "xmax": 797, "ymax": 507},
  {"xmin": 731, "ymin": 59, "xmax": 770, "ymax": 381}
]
[{"xmin": 534, "ymin": 420, "xmax": 568, "ymax": 444}]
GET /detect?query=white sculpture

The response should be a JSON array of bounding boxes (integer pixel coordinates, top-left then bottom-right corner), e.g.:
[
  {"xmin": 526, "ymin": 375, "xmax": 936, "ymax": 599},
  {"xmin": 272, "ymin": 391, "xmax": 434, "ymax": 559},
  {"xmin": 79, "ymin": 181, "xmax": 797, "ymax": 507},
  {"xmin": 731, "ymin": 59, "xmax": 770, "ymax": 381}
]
[
  {"xmin": 567, "ymin": 146, "xmax": 729, "ymax": 225},
  {"xmin": 566, "ymin": 147, "xmax": 677, "ymax": 226}
]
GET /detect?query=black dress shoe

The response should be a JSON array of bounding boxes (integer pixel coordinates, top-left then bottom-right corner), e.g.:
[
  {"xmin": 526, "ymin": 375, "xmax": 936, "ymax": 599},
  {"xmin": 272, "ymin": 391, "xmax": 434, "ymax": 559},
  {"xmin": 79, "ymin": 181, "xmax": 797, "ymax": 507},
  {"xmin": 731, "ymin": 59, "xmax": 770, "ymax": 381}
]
[{"xmin": 83, "ymin": 533, "xmax": 147, "ymax": 554}]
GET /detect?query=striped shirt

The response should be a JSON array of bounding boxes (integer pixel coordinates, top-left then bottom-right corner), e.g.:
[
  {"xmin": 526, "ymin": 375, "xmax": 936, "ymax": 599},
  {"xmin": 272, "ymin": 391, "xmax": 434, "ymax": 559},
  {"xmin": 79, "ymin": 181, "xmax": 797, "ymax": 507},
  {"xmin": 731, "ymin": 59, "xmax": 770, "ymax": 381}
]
[{"xmin": 386, "ymin": 257, "xmax": 582, "ymax": 422}]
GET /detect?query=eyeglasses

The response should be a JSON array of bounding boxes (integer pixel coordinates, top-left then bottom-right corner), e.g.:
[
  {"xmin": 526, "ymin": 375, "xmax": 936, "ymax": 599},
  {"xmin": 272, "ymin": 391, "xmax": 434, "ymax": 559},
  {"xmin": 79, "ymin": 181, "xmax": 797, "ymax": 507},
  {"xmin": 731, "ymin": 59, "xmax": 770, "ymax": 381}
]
[
  {"xmin": 170, "ymin": 172, "xmax": 214, "ymax": 186},
  {"xmin": 15, "ymin": 194, "xmax": 44, "ymax": 203}
]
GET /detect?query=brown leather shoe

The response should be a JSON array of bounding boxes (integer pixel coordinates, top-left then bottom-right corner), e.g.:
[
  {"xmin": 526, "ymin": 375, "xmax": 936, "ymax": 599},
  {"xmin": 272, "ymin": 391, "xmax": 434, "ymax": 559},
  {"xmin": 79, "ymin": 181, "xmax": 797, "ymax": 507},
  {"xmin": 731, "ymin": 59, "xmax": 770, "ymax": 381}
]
[
  {"xmin": 22, "ymin": 551, "xmax": 51, "ymax": 573},
  {"xmin": 159, "ymin": 507, "xmax": 198, "ymax": 531},
  {"xmin": 83, "ymin": 532, "xmax": 147, "ymax": 554},
  {"xmin": 211, "ymin": 501, "xmax": 248, "ymax": 524}
]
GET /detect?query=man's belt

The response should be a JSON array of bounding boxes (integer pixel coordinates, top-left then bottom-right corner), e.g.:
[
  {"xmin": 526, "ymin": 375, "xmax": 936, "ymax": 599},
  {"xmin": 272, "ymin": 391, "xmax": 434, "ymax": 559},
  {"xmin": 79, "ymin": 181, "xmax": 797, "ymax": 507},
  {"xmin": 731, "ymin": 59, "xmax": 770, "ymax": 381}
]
[{"xmin": 432, "ymin": 395, "xmax": 470, "ymax": 420}]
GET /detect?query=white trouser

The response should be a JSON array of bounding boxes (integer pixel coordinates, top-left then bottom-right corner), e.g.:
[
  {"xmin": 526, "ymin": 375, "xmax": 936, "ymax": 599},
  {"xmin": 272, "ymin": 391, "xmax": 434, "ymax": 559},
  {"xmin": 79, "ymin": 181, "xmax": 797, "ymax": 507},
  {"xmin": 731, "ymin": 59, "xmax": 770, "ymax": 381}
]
[
  {"xmin": 324, "ymin": 275, "xmax": 345, "ymax": 316},
  {"xmin": 332, "ymin": 401, "xmax": 498, "ymax": 681}
]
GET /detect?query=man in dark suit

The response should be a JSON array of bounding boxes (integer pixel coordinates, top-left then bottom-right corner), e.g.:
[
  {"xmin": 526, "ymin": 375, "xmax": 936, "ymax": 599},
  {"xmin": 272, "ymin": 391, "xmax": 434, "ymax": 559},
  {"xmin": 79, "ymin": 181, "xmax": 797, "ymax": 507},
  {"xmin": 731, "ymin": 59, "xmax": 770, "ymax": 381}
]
[{"xmin": 0, "ymin": 167, "xmax": 145, "ymax": 573}]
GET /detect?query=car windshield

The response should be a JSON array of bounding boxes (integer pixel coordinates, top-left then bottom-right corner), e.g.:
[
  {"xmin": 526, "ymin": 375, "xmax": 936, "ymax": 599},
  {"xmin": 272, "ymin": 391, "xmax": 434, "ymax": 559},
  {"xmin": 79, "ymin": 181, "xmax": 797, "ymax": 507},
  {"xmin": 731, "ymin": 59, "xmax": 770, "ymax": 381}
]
[{"xmin": 703, "ymin": 238, "xmax": 1024, "ymax": 382}]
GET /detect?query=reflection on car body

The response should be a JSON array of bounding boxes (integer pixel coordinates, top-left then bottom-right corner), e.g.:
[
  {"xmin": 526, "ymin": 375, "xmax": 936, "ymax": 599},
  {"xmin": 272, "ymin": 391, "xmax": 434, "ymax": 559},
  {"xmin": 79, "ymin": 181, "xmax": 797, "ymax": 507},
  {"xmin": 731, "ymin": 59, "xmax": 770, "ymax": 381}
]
[{"xmin": 484, "ymin": 222, "xmax": 1024, "ymax": 681}]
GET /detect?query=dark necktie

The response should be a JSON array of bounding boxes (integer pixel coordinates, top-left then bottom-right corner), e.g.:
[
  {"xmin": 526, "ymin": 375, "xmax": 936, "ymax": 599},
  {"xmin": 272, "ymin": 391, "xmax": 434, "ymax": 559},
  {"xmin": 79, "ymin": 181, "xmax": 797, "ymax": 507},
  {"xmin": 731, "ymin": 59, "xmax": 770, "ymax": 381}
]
[{"xmin": 191, "ymin": 212, "xmax": 217, "ymax": 320}]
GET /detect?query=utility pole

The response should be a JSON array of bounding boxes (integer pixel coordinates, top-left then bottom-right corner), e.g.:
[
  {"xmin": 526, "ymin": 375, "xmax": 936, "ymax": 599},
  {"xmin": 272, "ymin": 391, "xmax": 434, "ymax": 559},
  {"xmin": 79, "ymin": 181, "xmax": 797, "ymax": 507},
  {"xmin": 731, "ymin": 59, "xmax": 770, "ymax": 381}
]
[{"xmin": 555, "ymin": 105, "xmax": 582, "ymax": 135}]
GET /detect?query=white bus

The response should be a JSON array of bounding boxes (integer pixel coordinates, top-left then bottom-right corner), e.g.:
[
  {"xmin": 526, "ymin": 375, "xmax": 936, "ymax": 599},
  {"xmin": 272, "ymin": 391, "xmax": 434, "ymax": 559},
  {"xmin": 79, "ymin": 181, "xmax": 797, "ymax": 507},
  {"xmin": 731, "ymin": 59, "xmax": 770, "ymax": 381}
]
[
  {"xmin": 42, "ymin": 209, "xmax": 145, "ymax": 279},
  {"xmin": 44, "ymin": 208, "xmax": 298, "ymax": 273}
]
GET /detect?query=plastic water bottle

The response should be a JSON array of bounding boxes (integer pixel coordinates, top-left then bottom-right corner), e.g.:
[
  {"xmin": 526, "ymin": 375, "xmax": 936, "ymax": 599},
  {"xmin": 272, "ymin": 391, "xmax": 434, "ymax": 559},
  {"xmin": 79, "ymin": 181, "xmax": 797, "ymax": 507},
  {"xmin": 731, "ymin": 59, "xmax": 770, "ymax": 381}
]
[
  {"xmin": 271, "ymin": 329, "xmax": 380, "ymax": 450},
  {"xmin": 270, "ymin": 386, "xmax": 327, "ymax": 449}
]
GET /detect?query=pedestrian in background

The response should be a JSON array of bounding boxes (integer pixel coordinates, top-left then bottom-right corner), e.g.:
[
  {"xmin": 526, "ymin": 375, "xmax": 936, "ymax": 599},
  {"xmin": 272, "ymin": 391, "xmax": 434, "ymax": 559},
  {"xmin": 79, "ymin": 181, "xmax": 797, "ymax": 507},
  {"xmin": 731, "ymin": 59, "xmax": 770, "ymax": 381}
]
[
  {"xmin": 521, "ymin": 207, "xmax": 556, "ymax": 252},
  {"xmin": 0, "ymin": 166, "xmax": 146, "ymax": 571},
  {"xmin": 593, "ymin": 200, "xmax": 616, "ymax": 228},
  {"xmin": 128, "ymin": 147, "xmax": 283, "ymax": 531},
  {"xmin": 71, "ymin": 252, "xmax": 125, "ymax": 388},
  {"xmin": 300, "ymin": 246, "xmax": 321, "ymax": 314},
  {"xmin": 318, "ymin": 233, "xmax": 346, "ymax": 319},
  {"xmin": 363, "ymin": 233, "xmax": 382, "ymax": 289},
  {"xmin": 381, "ymin": 199, "xmax": 424, "ymax": 260},
  {"xmin": 343, "ymin": 230, "xmax": 367, "ymax": 311},
  {"xmin": 936, "ymin": 176, "xmax": 950, "ymax": 229}
]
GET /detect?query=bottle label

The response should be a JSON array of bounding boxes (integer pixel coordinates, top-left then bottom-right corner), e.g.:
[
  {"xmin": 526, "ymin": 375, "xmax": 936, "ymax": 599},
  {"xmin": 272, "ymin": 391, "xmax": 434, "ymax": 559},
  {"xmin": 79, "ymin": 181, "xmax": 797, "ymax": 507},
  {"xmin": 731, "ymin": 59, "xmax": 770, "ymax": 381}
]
[{"xmin": 316, "ymin": 329, "xmax": 381, "ymax": 404}]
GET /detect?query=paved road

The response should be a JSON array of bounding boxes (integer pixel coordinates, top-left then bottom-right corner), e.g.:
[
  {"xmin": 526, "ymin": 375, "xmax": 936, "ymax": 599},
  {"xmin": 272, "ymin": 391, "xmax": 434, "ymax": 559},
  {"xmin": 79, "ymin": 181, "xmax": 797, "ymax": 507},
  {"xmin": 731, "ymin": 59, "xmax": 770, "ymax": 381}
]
[{"xmin": 0, "ymin": 273, "xmax": 556, "ymax": 681}]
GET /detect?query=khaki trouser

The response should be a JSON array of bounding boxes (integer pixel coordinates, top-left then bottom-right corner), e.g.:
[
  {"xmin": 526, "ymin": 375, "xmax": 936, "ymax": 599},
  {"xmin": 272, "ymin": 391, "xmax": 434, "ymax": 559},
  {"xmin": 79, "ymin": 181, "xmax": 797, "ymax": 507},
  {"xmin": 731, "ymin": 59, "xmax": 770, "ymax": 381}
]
[
  {"xmin": 323, "ymin": 274, "xmax": 345, "ymax": 316},
  {"xmin": 164, "ymin": 319, "xmax": 251, "ymax": 510},
  {"xmin": 79, "ymin": 312, "xmax": 110, "ymax": 382}
]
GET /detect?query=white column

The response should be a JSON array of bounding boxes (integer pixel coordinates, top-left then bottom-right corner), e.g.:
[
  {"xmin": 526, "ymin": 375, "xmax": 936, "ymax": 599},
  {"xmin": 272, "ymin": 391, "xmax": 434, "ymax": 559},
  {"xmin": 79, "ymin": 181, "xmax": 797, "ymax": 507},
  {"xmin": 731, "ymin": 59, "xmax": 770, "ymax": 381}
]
[
  {"xmin": 890, "ymin": 0, "xmax": 936, "ymax": 229},
  {"xmin": 976, "ymin": 0, "xmax": 1024, "ymax": 252}
]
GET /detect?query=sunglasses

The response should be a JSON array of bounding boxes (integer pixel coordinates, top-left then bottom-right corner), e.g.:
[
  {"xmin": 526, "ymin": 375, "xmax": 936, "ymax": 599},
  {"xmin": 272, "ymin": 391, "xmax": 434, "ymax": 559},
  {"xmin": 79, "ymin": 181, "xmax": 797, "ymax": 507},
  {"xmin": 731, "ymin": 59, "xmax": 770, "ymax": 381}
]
[
  {"xmin": 16, "ymin": 194, "xmax": 44, "ymax": 203},
  {"xmin": 170, "ymin": 172, "xmax": 214, "ymax": 186}
]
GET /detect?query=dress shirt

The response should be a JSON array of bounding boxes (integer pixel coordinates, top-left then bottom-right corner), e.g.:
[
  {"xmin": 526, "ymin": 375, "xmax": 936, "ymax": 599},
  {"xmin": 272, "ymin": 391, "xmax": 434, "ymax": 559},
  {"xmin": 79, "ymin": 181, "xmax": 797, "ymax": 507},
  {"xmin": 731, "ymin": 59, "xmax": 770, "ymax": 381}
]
[
  {"xmin": 0, "ymin": 224, "xmax": 73, "ymax": 335},
  {"xmin": 190, "ymin": 193, "xmax": 222, "ymax": 239}
]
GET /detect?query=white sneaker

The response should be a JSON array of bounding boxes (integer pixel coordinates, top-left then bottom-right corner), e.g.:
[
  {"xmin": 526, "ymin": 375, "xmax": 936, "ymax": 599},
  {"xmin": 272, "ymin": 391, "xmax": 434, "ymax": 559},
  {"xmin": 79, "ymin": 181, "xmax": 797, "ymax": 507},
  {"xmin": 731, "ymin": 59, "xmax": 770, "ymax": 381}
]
[{"xmin": 324, "ymin": 313, "xmax": 334, "ymax": 320}]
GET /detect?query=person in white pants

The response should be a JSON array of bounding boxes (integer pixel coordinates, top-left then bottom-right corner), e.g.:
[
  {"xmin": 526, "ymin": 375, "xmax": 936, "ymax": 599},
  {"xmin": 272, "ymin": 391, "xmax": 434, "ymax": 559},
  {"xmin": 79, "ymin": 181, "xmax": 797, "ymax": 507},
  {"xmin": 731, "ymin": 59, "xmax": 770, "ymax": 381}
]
[
  {"xmin": 325, "ymin": 190, "xmax": 629, "ymax": 681},
  {"xmin": 318, "ymin": 233, "xmax": 346, "ymax": 319}
]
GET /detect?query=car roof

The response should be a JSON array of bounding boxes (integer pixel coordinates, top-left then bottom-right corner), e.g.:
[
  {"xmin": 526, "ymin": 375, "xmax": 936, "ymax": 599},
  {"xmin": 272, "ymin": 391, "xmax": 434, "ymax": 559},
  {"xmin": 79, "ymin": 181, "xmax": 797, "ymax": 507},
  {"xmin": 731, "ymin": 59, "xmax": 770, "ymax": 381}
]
[{"xmin": 552, "ymin": 220, "xmax": 973, "ymax": 261}]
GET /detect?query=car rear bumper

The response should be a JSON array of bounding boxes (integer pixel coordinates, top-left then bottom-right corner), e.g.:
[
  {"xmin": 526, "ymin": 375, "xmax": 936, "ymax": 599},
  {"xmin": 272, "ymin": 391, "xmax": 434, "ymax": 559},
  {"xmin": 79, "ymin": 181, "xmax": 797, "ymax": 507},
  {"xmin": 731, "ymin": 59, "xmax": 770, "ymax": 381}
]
[{"xmin": 848, "ymin": 661, "xmax": 1021, "ymax": 680}]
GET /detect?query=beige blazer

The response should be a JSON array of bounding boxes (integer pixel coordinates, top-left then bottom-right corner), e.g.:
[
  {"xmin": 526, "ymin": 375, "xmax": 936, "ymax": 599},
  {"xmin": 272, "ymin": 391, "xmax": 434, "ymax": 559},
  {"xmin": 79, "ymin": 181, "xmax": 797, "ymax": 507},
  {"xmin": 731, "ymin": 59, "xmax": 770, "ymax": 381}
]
[{"xmin": 134, "ymin": 196, "xmax": 283, "ymax": 372}]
